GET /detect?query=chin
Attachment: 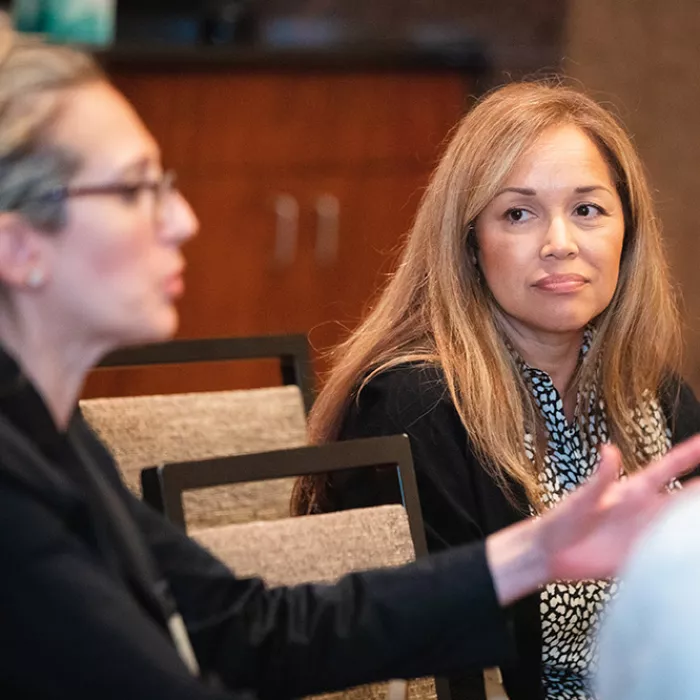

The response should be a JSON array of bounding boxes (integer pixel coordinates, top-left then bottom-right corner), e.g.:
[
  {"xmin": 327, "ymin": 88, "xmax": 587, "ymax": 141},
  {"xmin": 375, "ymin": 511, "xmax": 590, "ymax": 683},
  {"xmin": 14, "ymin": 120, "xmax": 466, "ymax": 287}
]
[
  {"xmin": 533, "ymin": 314, "xmax": 595, "ymax": 335},
  {"xmin": 151, "ymin": 308, "xmax": 179, "ymax": 342},
  {"xmin": 527, "ymin": 300, "xmax": 604, "ymax": 334},
  {"xmin": 125, "ymin": 308, "xmax": 179, "ymax": 347}
]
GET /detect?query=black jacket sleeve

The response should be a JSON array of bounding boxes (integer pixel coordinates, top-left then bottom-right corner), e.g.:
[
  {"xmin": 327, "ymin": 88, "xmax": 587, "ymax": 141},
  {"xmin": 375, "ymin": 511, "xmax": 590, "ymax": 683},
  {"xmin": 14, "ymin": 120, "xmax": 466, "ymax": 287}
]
[
  {"xmin": 0, "ymin": 478, "xmax": 240, "ymax": 700},
  {"xmin": 664, "ymin": 378, "xmax": 700, "ymax": 444},
  {"xmin": 131, "ymin": 495, "xmax": 513, "ymax": 698},
  {"xmin": 661, "ymin": 377, "xmax": 700, "ymax": 480},
  {"xmin": 0, "ymin": 472, "xmax": 513, "ymax": 700}
]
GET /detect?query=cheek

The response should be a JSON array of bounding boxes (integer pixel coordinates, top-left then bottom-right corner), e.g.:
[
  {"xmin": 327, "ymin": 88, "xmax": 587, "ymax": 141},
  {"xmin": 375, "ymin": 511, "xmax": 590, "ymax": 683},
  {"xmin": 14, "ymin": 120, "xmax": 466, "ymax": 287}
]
[
  {"xmin": 592, "ymin": 236, "xmax": 625, "ymax": 292},
  {"xmin": 52, "ymin": 216, "xmax": 160, "ymax": 325},
  {"xmin": 477, "ymin": 236, "xmax": 531, "ymax": 297},
  {"xmin": 84, "ymin": 227, "xmax": 154, "ymax": 289}
]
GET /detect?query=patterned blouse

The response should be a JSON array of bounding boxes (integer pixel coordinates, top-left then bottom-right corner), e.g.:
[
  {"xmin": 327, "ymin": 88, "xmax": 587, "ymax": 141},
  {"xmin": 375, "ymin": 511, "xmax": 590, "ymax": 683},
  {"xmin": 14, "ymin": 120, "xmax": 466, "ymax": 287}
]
[{"xmin": 515, "ymin": 333, "xmax": 672, "ymax": 699}]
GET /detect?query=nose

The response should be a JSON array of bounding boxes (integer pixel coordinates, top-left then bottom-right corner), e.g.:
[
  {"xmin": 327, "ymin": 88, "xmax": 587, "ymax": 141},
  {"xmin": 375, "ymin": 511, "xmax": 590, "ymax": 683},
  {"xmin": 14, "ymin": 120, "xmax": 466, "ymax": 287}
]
[
  {"xmin": 161, "ymin": 190, "xmax": 199, "ymax": 245},
  {"xmin": 540, "ymin": 215, "xmax": 578, "ymax": 260}
]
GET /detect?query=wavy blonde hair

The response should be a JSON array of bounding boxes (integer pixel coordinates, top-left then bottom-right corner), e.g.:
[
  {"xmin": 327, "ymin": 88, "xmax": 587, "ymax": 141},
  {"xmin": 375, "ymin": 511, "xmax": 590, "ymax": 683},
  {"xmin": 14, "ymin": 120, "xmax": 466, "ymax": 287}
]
[{"xmin": 293, "ymin": 80, "xmax": 682, "ymax": 514}]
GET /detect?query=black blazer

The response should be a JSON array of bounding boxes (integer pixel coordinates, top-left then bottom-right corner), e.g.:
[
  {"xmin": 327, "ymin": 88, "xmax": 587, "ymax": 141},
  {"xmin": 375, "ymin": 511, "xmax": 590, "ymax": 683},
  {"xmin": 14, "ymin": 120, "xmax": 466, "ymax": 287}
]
[
  {"xmin": 325, "ymin": 364, "xmax": 700, "ymax": 700},
  {"xmin": 0, "ymin": 406, "xmax": 515, "ymax": 699}
]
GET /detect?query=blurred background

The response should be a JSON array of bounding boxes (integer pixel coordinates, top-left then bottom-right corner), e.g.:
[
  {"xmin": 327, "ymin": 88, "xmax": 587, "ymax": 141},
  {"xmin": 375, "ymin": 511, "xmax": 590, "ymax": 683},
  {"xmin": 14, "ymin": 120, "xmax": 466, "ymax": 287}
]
[{"xmin": 5, "ymin": 1, "xmax": 700, "ymax": 397}]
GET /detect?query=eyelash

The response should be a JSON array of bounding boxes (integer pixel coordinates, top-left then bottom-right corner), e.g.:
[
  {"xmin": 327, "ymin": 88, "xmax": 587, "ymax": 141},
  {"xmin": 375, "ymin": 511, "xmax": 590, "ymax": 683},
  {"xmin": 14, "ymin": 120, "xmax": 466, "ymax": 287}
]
[
  {"xmin": 118, "ymin": 184, "xmax": 144, "ymax": 203},
  {"xmin": 503, "ymin": 203, "xmax": 608, "ymax": 223},
  {"xmin": 574, "ymin": 203, "xmax": 608, "ymax": 218}
]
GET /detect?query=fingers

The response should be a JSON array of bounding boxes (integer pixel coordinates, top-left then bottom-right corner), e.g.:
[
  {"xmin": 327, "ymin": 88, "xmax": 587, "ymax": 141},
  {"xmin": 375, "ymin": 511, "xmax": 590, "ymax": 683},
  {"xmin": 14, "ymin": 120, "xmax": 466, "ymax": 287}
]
[
  {"xmin": 642, "ymin": 433, "xmax": 700, "ymax": 490},
  {"xmin": 671, "ymin": 479, "xmax": 700, "ymax": 499},
  {"xmin": 598, "ymin": 443, "xmax": 622, "ymax": 476},
  {"xmin": 566, "ymin": 444, "xmax": 619, "ymax": 509}
]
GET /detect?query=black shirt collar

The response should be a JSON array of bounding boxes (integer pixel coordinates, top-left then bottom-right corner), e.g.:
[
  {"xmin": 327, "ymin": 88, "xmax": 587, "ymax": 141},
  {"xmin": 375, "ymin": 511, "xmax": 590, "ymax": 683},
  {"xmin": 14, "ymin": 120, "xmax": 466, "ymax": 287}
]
[{"xmin": 0, "ymin": 344, "xmax": 75, "ymax": 465}]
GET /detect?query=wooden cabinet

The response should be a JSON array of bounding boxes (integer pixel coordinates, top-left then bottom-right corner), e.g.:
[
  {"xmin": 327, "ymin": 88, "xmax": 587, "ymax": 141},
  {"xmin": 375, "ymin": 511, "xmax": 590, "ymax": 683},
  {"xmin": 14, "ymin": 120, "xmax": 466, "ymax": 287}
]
[{"xmin": 83, "ymin": 65, "xmax": 473, "ymax": 397}]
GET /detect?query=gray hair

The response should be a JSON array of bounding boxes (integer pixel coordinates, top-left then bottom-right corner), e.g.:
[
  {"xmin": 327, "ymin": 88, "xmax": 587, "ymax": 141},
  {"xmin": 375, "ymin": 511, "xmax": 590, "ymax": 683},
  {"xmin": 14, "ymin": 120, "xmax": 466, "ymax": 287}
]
[{"xmin": 0, "ymin": 14, "xmax": 103, "ymax": 231}]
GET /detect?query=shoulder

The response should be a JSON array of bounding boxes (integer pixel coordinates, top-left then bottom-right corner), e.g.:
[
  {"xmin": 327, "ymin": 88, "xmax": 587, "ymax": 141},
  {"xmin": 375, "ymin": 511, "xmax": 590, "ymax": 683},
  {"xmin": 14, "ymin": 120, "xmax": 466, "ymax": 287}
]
[
  {"xmin": 357, "ymin": 363, "xmax": 452, "ymax": 416},
  {"xmin": 659, "ymin": 376, "xmax": 700, "ymax": 444},
  {"xmin": 342, "ymin": 363, "xmax": 459, "ymax": 437}
]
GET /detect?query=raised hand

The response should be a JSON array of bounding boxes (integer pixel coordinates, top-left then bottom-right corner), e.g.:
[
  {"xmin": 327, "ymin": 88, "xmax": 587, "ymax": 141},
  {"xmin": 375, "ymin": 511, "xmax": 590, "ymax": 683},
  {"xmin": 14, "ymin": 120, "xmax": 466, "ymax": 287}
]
[{"xmin": 487, "ymin": 435, "xmax": 700, "ymax": 606}]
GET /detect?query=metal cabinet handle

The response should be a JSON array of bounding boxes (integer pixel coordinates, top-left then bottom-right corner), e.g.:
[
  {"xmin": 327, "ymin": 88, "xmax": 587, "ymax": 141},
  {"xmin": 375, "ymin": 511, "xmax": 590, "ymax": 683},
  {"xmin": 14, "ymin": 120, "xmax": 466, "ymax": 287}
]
[
  {"xmin": 314, "ymin": 194, "xmax": 340, "ymax": 266},
  {"xmin": 273, "ymin": 193, "xmax": 299, "ymax": 268}
]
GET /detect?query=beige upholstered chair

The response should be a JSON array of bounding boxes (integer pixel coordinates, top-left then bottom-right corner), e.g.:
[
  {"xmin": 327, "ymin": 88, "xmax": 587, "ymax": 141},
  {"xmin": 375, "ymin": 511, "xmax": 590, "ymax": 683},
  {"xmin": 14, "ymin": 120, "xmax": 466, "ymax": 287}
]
[
  {"xmin": 142, "ymin": 436, "xmax": 506, "ymax": 700},
  {"xmin": 194, "ymin": 505, "xmax": 434, "ymax": 700},
  {"xmin": 143, "ymin": 437, "xmax": 444, "ymax": 700},
  {"xmin": 80, "ymin": 385, "xmax": 308, "ymax": 530},
  {"xmin": 197, "ymin": 507, "xmax": 506, "ymax": 700}
]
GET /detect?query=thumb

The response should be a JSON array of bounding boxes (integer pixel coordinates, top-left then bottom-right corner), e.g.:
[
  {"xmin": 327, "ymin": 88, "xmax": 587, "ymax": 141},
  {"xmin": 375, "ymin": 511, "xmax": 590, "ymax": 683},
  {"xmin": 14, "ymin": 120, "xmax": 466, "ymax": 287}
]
[
  {"xmin": 568, "ymin": 444, "xmax": 620, "ymax": 511},
  {"xmin": 597, "ymin": 443, "xmax": 623, "ymax": 480}
]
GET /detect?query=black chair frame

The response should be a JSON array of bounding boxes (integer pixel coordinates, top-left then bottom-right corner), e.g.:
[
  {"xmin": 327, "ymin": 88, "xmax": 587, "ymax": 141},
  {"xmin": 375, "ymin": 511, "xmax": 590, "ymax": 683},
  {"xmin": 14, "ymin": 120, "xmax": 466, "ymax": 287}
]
[
  {"xmin": 97, "ymin": 333, "xmax": 314, "ymax": 414},
  {"xmin": 141, "ymin": 434, "xmax": 426, "ymax": 553},
  {"xmin": 141, "ymin": 434, "xmax": 451, "ymax": 700}
]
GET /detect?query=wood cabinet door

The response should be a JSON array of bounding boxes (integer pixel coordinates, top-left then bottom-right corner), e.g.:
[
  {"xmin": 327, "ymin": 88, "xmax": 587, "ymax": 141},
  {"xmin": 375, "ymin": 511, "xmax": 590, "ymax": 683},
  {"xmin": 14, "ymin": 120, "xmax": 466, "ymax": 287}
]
[
  {"xmin": 176, "ymin": 173, "xmax": 318, "ymax": 338},
  {"xmin": 84, "ymin": 169, "xmax": 433, "ymax": 397},
  {"xmin": 299, "ymin": 169, "xmax": 434, "ymax": 378},
  {"xmin": 86, "ymin": 69, "xmax": 467, "ymax": 398},
  {"xmin": 84, "ymin": 172, "xmax": 322, "ymax": 397}
]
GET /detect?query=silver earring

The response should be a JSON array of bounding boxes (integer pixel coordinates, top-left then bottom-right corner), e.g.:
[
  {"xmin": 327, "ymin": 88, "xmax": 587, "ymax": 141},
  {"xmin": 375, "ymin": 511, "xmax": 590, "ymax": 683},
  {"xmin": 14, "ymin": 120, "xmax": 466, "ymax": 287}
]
[{"xmin": 26, "ymin": 268, "xmax": 45, "ymax": 288}]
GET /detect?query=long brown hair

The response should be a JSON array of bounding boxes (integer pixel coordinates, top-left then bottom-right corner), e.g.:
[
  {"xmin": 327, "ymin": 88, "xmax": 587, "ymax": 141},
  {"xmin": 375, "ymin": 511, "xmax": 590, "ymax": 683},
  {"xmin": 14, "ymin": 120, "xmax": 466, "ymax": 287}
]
[{"xmin": 292, "ymin": 80, "xmax": 682, "ymax": 514}]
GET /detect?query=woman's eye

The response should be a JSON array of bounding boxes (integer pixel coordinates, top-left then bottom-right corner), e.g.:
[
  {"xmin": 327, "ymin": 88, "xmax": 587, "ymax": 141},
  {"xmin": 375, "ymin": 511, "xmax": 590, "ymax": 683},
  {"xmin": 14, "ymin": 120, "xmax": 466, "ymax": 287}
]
[
  {"xmin": 505, "ymin": 208, "xmax": 532, "ymax": 223},
  {"xmin": 118, "ymin": 184, "xmax": 143, "ymax": 203},
  {"xmin": 574, "ymin": 203, "xmax": 604, "ymax": 218}
]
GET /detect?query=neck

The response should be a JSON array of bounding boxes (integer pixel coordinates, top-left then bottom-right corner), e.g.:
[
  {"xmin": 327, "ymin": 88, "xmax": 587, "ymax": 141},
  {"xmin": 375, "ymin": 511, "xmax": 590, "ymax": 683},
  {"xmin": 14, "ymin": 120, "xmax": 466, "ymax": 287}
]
[
  {"xmin": 0, "ymin": 302, "xmax": 108, "ymax": 430},
  {"xmin": 501, "ymin": 317, "xmax": 585, "ymax": 398}
]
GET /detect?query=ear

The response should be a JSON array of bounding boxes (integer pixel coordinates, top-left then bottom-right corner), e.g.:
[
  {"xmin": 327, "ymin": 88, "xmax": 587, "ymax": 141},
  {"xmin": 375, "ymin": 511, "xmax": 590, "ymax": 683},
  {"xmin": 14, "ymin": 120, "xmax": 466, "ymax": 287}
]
[{"xmin": 0, "ymin": 213, "xmax": 50, "ymax": 290}]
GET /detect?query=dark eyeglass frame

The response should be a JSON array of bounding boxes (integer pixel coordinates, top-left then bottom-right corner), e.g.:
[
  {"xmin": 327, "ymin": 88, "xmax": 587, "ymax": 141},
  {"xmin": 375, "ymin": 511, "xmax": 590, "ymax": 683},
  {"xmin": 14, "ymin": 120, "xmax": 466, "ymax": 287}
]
[{"xmin": 38, "ymin": 169, "xmax": 177, "ymax": 204}]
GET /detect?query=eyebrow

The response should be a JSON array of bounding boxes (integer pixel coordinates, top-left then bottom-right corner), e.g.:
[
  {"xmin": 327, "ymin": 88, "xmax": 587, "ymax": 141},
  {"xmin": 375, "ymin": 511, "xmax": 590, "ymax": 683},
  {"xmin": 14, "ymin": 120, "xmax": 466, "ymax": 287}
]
[
  {"xmin": 109, "ymin": 155, "xmax": 159, "ymax": 180},
  {"xmin": 494, "ymin": 185, "xmax": 615, "ymax": 197}
]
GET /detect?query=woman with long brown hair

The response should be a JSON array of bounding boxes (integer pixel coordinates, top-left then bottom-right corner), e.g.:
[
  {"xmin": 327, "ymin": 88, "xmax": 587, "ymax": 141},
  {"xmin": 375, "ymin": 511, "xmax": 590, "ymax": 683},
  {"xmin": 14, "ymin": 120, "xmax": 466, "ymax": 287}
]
[{"xmin": 292, "ymin": 81, "xmax": 700, "ymax": 699}]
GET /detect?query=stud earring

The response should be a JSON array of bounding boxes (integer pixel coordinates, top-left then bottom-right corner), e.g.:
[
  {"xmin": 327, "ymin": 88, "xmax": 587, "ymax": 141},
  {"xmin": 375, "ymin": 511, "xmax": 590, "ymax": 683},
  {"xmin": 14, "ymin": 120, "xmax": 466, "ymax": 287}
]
[{"xmin": 26, "ymin": 268, "xmax": 45, "ymax": 288}]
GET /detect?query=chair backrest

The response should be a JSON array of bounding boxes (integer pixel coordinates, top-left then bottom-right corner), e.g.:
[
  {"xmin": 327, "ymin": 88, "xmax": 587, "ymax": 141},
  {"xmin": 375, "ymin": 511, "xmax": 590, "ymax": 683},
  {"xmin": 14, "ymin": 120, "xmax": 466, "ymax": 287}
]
[
  {"xmin": 141, "ymin": 436, "xmax": 447, "ymax": 700},
  {"xmin": 97, "ymin": 334, "xmax": 315, "ymax": 414},
  {"xmin": 195, "ymin": 504, "xmax": 414, "ymax": 584},
  {"xmin": 141, "ymin": 436, "xmax": 426, "ymax": 546},
  {"xmin": 81, "ymin": 385, "xmax": 308, "ymax": 529}
]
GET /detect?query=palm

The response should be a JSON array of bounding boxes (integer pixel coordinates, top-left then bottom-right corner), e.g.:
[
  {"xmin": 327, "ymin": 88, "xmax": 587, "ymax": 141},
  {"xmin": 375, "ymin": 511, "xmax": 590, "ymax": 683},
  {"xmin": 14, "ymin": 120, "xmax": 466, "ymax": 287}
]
[{"xmin": 542, "ymin": 442, "xmax": 700, "ymax": 582}]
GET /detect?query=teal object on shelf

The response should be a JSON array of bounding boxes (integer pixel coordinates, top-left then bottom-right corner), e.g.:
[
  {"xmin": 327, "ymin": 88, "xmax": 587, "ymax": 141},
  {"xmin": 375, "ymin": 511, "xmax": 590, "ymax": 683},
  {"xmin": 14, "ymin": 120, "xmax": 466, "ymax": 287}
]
[
  {"xmin": 13, "ymin": 0, "xmax": 116, "ymax": 45},
  {"xmin": 12, "ymin": 0, "xmax": 44, "ymax": 33}
]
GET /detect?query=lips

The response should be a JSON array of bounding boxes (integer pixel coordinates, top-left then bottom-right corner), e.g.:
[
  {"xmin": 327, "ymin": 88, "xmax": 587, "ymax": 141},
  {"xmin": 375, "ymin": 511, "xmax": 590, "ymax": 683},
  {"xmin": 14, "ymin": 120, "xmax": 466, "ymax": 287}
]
[
  {"xmin": 532, "ymin": 273, "xmax": 588, "ymax": 293},
  {"xmin": 164, "ymin": 267, "xmax": 185, "ymax": 299}
]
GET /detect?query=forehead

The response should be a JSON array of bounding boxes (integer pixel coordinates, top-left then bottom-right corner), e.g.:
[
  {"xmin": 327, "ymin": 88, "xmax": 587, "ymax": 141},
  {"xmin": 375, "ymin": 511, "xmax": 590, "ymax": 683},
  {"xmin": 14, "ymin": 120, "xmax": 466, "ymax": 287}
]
[
  {"xmin": 506, "ymin": 124, "xmax": 615, "ymax": 187},
  {"xmin": 47, "ymin": 81, "xmax": 159, "ymax": 175}
]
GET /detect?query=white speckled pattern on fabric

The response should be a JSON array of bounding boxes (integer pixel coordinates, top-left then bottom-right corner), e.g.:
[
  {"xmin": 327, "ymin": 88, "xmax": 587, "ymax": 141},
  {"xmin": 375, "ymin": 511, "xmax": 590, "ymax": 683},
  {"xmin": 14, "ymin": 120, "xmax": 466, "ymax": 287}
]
[{"xmin": 515, "ymin": 333, "xmax": 672, "ymax": 700}]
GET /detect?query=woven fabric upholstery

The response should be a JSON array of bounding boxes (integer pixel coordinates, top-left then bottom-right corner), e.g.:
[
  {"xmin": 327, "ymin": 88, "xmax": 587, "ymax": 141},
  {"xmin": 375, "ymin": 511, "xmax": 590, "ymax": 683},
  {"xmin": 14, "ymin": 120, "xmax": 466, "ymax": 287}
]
[
  {"xmin": 194, "ymin": 505, "xmax": 416, "ymax": 584},
  {"xmin": 80, "ymin": 385, "xmax": 308, "ymax": 529},
  {"xmin": 194, "ymin": 504, "xmax": 436, "ymax": 700}
]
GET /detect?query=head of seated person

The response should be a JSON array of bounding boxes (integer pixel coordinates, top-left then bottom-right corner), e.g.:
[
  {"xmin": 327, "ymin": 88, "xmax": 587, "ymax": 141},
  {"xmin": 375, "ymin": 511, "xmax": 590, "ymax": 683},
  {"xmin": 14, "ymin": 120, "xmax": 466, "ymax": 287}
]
[
  {"xmin": 596, "ymin": 488, "xmax": 700, "ymax": 700},
  {"xmin": 0, "ymin": 22, "xmax": 198, "ymax": 425},
  {"xmin": 293, "ymin": 79, "xmax": 682, "ymax": 514}
]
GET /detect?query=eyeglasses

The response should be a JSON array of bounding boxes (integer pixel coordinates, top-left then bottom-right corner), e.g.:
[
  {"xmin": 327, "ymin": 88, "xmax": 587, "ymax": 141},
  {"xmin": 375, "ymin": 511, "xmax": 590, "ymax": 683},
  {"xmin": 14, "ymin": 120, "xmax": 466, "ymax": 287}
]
[{"xmin": 39, "ymin": 169, "xmax": 177, "ymax": 212}]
